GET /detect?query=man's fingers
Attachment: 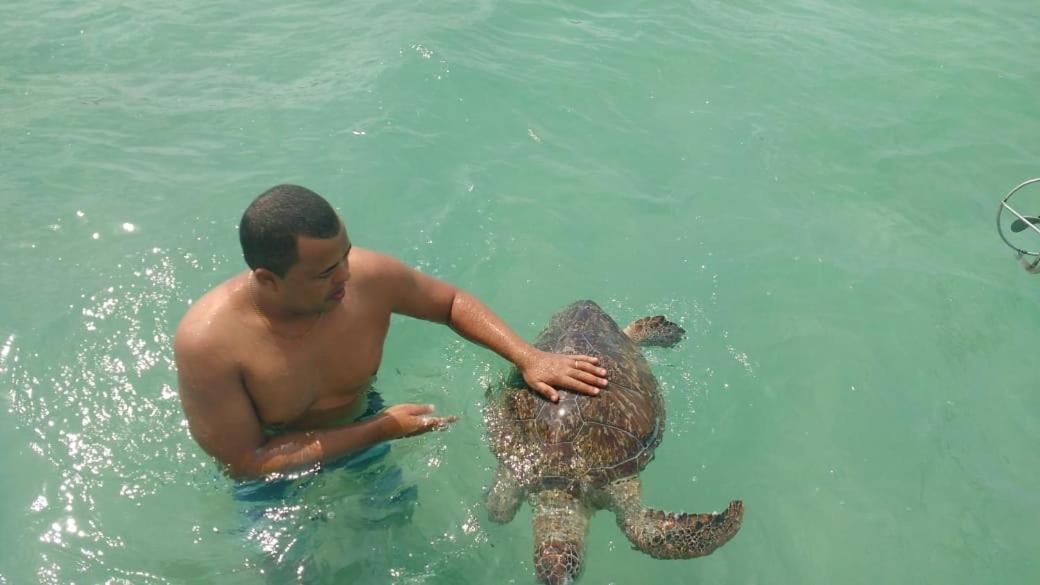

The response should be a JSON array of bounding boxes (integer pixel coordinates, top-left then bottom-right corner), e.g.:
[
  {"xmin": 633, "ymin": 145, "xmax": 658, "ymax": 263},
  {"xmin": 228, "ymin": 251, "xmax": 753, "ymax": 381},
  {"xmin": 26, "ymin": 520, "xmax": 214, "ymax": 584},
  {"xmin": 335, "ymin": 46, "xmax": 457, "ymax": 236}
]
[
  {"xmin": 567, "ymin": 379, "xmax": 601, "ymax": 397},
  {"xmin": 572, "ymin": 356, "xmax": 606, "ymax": 377},
  {"xmin": 576, "ymin": 363, "xmax": 607, "ymax": 377},
  {"xmin": 571, "ymin": 370, "xmax": 606, "ymax": 390},
  {"xmin": 572, "ymin": 362, "xmax": 608, "ymax": 383},
  {"xmin": 414, "ymin": 403, "xmax": 436, "ymax": 415},
  {"xmin": 533, "ymin": 382, "xmax": 560, "ymax": 403},
  {"xmin": 423, "ymin": 415, "xmax": 458, "ymax": 429}
]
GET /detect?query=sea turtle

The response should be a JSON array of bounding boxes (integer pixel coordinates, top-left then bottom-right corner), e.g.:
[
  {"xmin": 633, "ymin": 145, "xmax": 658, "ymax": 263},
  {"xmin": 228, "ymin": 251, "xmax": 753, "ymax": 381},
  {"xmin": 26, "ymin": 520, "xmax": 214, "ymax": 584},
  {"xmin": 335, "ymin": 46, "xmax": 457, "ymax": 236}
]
[{"xmin": 484, "ymin": 300, "xmax": 744, "ymax": 584}]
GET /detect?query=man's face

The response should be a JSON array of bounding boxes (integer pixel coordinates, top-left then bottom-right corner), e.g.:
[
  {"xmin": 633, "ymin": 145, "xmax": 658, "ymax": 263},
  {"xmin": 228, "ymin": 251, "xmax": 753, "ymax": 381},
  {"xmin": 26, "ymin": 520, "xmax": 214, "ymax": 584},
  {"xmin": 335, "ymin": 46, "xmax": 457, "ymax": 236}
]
[{"xmin": 279, "ymin": 222, "xmax": 352, "ymax": 313}]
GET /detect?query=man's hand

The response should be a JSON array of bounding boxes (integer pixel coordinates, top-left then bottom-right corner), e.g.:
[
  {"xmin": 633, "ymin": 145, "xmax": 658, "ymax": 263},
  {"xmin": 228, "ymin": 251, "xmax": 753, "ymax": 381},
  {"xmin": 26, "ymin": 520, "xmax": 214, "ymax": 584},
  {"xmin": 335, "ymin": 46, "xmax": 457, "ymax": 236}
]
[
  {"xmin": 519, "ymin": 351, "xmax": 608, "ymax": 403},
  {"xmin": 378, "ymin": 403, "xmax": 459, "ymax": 439}
]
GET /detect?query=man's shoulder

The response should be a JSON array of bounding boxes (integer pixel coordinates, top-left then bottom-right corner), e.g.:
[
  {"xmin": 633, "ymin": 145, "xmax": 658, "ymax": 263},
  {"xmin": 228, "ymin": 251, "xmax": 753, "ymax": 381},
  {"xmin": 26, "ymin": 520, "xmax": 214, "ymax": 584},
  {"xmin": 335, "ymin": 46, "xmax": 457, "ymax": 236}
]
[
  {"xmin": 174, "ymin": 274, "xmax": 242, "ymax": 359},
  {"xmin": 350, "ymin": 247, "xmax": 414, "ymax": 287},
  {"xmin": 351, "ymin": 247, "xmax": 406, "ymax": 273},
  {"xmin": 347, "ymin": 248, "xmax": 427, "ymax": 314}
]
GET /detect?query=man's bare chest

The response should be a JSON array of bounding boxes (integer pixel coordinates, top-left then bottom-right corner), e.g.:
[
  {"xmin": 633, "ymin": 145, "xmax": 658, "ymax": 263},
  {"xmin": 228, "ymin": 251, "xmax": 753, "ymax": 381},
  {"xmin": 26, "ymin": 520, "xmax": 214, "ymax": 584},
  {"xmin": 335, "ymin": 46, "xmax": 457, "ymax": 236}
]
[{"xmin": 241, "ymin": 310, "xmax": 390, "ymax": 427}]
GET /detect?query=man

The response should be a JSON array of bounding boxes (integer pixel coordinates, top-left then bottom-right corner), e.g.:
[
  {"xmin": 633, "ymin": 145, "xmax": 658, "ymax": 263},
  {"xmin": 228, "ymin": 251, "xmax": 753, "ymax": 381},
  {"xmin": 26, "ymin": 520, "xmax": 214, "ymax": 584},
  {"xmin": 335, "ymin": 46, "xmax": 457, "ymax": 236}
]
[{"xmin": 175, "ymin": 184, "xmax": 608, "ymax": 480}]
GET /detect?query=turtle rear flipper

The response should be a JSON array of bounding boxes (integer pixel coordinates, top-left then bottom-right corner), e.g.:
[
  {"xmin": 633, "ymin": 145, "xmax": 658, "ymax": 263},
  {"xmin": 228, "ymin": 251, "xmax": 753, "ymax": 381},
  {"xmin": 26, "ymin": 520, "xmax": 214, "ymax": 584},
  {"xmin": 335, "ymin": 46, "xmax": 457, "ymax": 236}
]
[
  {"xmin": 623, "ymin": 316, "xmax": 685, "ymax": 347},
  {"xmin": 605, "ymin": 477, "xmax": 743, "ymax": 559}
]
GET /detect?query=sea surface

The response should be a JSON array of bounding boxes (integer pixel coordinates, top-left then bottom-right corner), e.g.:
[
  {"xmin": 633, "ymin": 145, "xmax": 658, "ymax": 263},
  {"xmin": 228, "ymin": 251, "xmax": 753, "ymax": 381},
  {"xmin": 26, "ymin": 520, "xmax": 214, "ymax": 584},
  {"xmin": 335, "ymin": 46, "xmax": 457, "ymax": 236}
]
[{"xmin": 2, "ymin": 1, "xmax": 1039, "ymax": 583}]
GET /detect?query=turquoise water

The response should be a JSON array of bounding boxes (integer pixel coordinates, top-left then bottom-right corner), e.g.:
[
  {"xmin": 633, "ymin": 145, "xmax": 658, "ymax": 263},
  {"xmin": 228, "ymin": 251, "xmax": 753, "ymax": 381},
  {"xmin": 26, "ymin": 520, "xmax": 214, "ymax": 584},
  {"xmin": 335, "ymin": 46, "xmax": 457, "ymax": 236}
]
[{"xmin": 3, "ymin": 0, "xmax": 1040, "ymax": 583}]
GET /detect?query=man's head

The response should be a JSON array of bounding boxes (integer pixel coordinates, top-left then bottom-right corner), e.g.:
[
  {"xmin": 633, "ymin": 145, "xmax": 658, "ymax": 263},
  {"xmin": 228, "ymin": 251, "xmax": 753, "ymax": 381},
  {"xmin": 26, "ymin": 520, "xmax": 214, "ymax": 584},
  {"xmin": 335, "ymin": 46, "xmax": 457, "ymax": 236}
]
[
  {"xmin": 240, "ymin": 185, "xmax": 352, "ymax": 314},
  {"xmin": 240, "ymin": 184, "xmax": 341, "ymax": 278}
]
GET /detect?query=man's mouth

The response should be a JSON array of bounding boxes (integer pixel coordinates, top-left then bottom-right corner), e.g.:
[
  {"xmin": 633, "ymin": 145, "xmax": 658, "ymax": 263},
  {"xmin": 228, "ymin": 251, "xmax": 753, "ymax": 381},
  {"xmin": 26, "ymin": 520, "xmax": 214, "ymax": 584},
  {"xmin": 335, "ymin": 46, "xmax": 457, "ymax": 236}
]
[{"xmin": 329, "ymin": 287, "xmax": 345, "ymax": 300}]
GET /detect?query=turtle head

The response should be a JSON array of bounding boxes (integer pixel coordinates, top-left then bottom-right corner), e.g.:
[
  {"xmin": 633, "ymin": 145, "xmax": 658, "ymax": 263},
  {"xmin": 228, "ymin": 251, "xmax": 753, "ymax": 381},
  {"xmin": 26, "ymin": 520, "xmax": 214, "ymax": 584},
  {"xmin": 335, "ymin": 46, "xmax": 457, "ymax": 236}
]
[
  {"xmin": 534, "ymin": 538, "xmax": 584, "ymax": 585},
  {"xmin": 532, "ymin": 489, "xmax": 588, "ymax": 585}
]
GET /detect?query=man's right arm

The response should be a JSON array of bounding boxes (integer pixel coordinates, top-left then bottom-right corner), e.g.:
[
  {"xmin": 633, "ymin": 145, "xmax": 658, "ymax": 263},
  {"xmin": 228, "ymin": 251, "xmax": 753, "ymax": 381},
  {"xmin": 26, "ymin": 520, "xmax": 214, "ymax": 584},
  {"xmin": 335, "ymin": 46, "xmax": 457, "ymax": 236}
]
[{"xmin": 174, "ymin": 333, "xmax": 454, "ymax": 480}]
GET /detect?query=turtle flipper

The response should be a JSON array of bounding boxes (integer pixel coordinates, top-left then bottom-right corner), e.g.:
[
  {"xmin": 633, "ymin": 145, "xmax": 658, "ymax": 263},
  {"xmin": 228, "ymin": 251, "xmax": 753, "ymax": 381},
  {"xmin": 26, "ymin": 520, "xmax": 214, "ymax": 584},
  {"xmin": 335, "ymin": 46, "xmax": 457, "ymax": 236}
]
[
  {"xmin": 623, "ymin": 316, "xmax": 685, "ymax": 347},
  {"xmin": 485, "ymin": 464, "xmax": 524, "ymax": 523},
  {"xmin": 532, "ymin": 489, "xmax": 589, "ymax": 585},
  {"xmin": 605, "ymin": 477, "xmax": 743, "ymax": 559}
]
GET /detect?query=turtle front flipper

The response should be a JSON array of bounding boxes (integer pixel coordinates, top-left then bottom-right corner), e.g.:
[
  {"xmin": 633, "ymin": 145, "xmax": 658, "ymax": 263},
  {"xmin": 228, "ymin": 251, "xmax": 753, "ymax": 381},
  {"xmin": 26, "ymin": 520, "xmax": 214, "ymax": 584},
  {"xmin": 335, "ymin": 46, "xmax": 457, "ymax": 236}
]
[
  {"xmin": 623, "ymin": 316, "xmax": 685, "ymax": 347},
  {"xmin": 485, "ymin": 464, "xmax": 524, "ymax": 523},
  {"xmin": 532, "ymin": 489, "xmax": 590, "ymax": 585},
  {"xmin": 605, "ymin": 477, "xmax": 743, "ymax": 559}
]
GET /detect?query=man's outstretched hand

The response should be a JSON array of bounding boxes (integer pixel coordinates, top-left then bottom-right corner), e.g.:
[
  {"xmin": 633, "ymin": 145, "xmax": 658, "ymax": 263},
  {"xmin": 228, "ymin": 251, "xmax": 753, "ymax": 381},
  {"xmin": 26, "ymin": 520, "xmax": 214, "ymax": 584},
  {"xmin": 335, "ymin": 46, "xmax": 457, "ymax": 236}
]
[
  {"xmin": 378, "ymin": 403, "xmax": 458, "ymax": 438},
  {"xmin": 518, "ymin": 350, "xmax": 608, "ymax": 403}
]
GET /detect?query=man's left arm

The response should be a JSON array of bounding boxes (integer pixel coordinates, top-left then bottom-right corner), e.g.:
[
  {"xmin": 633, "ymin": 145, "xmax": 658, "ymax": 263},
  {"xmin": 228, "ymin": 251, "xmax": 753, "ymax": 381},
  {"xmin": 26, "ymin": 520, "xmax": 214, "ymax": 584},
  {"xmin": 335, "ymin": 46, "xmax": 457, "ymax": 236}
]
[{"xmin": 378, "ymin": 253, "xmax": 608, "ymax": 402}]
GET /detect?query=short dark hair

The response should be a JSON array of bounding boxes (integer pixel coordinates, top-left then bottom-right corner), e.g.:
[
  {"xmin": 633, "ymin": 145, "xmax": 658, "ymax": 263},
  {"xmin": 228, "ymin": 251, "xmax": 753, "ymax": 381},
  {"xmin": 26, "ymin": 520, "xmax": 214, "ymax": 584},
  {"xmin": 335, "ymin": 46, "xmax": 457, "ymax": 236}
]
[{"xmin": 239, "ymin": 184, "xmax": 341, "ymax": 277}]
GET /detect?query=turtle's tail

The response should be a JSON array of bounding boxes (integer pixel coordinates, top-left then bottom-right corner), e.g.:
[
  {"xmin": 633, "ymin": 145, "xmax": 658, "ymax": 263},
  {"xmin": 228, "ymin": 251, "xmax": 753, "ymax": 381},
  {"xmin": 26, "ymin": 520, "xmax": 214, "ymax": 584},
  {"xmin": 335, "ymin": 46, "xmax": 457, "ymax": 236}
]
[{"xmin": 605, "ymin": 477, "xmax": 743, "ymax": 559}]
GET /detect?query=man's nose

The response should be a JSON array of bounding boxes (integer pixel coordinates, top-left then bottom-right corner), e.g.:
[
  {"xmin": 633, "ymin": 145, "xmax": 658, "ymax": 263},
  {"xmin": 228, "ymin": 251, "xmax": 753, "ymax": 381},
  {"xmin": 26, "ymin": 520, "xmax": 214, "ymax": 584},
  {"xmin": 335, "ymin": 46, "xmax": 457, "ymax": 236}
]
[{"xmin": 333, "ymin": 262, "xmax": 350, "ymax": 283}]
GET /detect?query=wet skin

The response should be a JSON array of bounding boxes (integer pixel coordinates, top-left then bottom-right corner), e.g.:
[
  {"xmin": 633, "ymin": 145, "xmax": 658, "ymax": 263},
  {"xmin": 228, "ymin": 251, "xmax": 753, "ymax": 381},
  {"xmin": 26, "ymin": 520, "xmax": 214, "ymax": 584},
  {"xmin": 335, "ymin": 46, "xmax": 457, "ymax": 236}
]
[{"xmin": 175, "ymin": 222, "xmax": 609, "ymax": 479}]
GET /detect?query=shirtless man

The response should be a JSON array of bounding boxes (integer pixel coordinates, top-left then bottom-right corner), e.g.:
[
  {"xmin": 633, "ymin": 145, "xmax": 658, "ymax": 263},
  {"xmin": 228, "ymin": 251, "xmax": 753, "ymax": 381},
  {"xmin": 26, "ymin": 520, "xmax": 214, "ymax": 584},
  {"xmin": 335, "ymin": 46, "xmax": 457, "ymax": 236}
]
[{"xmin": 175, "ymin": 184, "xmax": 608, "ymax": 480}]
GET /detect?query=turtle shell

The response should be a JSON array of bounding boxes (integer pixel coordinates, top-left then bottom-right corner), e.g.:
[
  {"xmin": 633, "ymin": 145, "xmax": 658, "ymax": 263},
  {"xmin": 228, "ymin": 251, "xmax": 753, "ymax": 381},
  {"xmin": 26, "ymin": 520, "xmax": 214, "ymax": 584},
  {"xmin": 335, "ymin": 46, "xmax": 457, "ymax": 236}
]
[{"xmin": 485, "ymin": 300, "xmax": 665, "ymax": 492}]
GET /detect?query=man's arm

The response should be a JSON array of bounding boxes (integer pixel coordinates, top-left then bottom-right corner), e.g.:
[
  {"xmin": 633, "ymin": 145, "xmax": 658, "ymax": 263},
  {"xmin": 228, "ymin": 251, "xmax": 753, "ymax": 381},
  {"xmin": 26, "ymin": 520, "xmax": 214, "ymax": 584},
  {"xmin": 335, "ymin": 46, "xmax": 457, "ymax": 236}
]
[
  {"xmin": 375, "ymin": 252, "xmax": 609, "ymax": 402},
  {"xmin": 174, "ymin": 331, "xmax": 453, "ymax": 480}
]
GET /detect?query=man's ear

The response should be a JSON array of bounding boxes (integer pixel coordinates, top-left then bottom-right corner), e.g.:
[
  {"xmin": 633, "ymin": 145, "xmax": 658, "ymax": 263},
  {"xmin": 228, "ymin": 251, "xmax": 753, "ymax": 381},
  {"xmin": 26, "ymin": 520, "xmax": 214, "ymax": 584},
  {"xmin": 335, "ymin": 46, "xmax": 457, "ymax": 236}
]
[{"xmin": 253, "ymin": 268, "xmax": 279, "ymax": 288}]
